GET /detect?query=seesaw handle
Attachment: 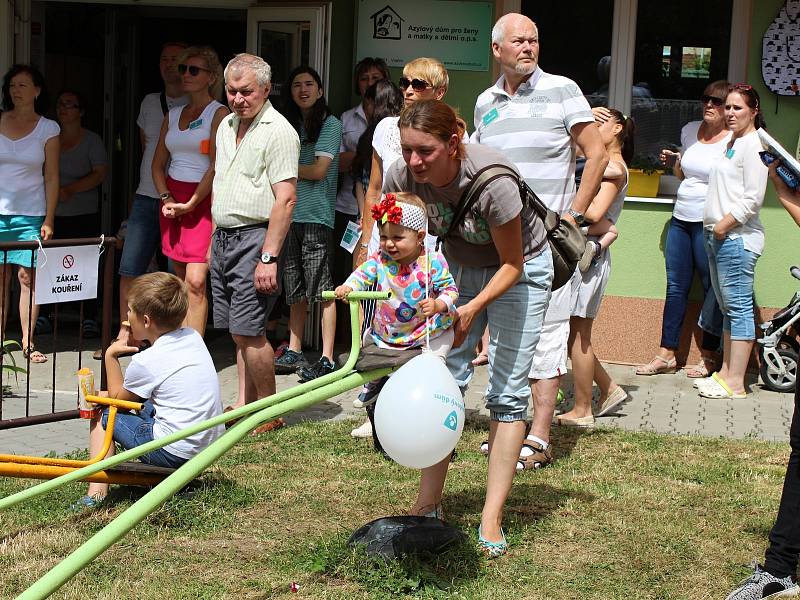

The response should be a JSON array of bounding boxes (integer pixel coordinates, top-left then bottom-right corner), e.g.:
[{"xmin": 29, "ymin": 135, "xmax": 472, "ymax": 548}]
[{"xmin": 321, "ymin": 291, "xmax": 391, "ymax": 301}]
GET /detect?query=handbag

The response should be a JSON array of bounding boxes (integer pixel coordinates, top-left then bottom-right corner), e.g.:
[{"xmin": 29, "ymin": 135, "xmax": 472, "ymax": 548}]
[{"xmin": 437, "ymin": 164, "xmax": 585, "ymax": 291}]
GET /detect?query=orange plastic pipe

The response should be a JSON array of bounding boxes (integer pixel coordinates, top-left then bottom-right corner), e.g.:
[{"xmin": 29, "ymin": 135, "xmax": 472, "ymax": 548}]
[
  {"xmin": 0, "ymin": 407, "xmax": 119, "ymax": 468},
  {"xmin": 0, "ymin": 462, "xmax": 166, "ymax": 486}
]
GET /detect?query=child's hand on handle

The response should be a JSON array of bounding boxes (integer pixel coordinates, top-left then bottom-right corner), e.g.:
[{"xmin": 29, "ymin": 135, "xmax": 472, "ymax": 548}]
[
  {"xmin": 418, "ymin": 298, "xmax": 444, "ymax": 318},
  {"xmin": 334, "ymin": 285, "xmax": 353, "ymax": 301}
]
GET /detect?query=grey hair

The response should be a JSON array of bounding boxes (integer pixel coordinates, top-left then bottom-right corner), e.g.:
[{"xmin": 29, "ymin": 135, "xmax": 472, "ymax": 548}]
[
  {"xmin": 491, "ymin": 13, "xmax": 536, "ymax": 44},
  {"xmin": 224, "ymin": 53, "xmax": 272, "ymax": 86}
]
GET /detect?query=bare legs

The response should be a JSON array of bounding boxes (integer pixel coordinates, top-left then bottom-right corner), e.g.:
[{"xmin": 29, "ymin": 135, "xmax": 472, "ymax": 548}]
[
  {"xmin": 116, "ymin": 275, "xmax": 133, "ymax": 338},
  {"xmin": 172, "ymin": 261, "xmax": 208, "ymax": 336},
  {"xmin": 715, "ymin": 331, "xmax": 752, "ymax": 394},
  {"xmin": 530, "ymin": 376, "xmax": 559, "ymax": 444},
  {"xmin": 17, "ymin": 267, "xmax": 40, "ymax": 355},
  {"xmin": 87, "ymin": 409, "xmax": 112, "ymax": 499},
  {"xmin": 480, "ymin": 420, "xmax": 527, "ymax": 542},
  {"xmin": 231, "ymin": 333, "xmax": 276, "ymax": 403},
  {"xmin": 287, "ymin": 298, "xmax": 337, "ymax": 361}
]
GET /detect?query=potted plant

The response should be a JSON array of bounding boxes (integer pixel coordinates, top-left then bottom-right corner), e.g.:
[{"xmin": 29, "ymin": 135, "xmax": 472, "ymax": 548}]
[{"xmin": 629, "ymin": 153, "xmax": 663, "ymax": 198}]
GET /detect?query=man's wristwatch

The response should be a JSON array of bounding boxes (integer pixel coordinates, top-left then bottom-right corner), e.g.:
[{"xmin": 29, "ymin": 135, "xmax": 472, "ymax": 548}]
[
  {"xmin": 568, "ymin": 208, "xmax": 586, "ymax": 226},
  {"xmin": 159, "ymin": 191, "xmax": 172, "ymax": 201},
  {"xmin": 259, "ymin": 251, "xmax": 278, "ymax": 264}
]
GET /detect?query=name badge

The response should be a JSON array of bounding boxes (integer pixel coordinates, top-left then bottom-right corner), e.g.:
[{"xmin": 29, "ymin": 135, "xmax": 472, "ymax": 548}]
[
  {"xmin": 482, "ymin": 107, "xmax": 499, "ymax": 126},
  {"xmin": 188, "ymin": 118, "xmax": 203, "ymax": 130}
]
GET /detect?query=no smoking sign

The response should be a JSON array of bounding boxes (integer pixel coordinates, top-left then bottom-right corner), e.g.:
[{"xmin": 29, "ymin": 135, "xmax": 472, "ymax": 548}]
[{"xmin": 62, "ymin": 254, "xmax": 74, "ymax": 269}]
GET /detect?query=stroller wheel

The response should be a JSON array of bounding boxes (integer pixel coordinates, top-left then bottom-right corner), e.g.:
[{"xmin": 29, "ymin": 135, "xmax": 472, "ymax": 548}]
[{"xmin": 759, "ymin": 347, "xmax": 798, "ymax": 393}]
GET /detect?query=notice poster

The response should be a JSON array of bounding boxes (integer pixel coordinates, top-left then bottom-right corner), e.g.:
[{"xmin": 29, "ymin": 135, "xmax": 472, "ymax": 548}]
[
  {"xmin": 34, "ymin": 245, "xmax": 99, "ymax": 305},
  {"xmin": 356, "ymin": 0, "xmax": 492, "ymax": 71}
]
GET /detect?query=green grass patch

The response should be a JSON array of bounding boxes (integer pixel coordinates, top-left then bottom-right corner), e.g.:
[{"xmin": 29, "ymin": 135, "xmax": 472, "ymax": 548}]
[{"xmin": 0, "ymin": 421, "xmax": 791, "ymax": 599}]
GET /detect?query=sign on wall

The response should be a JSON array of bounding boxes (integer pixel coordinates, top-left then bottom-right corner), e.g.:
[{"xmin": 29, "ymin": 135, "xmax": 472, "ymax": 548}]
[
  {"xmin": 35, "ymin": 245, "xmax": 99, "ymax": 305},
  {"xmin": 356, "ymin": 1, "xmax": 492, "ymax": 72}
]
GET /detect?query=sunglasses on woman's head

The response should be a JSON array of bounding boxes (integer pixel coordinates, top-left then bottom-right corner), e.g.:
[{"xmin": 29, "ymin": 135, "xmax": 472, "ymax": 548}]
[
  {"xmin": 399, "ymin": 77, "xmax": 431, "ymax": 91},
  {"xmin": 700, "ymin": 94, "xmax": 724, "ymax": 107},
  {"xmin": 731, "ymin": 83, "xmax": 759, "ymax": 108},
  {"xmin": 177, "ymin": 64, "xmax": 210, "ymax": 77}
]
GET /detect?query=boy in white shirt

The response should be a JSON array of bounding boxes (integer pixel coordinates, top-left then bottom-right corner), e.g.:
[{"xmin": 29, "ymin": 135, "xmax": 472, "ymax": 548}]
[{"xmin": 77, "ymin": 272, "xmax": 224, "ymax": 508}]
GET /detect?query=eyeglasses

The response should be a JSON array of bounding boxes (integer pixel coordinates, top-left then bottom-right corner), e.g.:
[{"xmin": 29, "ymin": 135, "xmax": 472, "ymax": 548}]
[
  {"xmin": 177, "ymin": 64, "xmax": 211, "ymax": 77},
  {"xmin": 700, "ymin": 94, "xmax": 724, "ymax": 107},
  {"xmin": 399, "ymin": 77, "xmax": 431, "ymax": 91},
  {"xmin": 56, "ymin": 102, "xmax": 80, "ymax": 110}
]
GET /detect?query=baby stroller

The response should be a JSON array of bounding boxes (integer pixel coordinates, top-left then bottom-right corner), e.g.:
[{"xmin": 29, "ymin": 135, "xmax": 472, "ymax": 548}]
[{"xmin": 758, "ymin": 266, "xmax": 800, "ymax": 392}]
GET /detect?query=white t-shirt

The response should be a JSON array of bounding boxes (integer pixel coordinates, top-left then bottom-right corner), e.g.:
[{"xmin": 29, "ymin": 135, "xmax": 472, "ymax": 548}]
[
  {"xmin": 123, "ymin": 327, "xmax": 224, "ymax": 459},
  {"xmin": 673, "ymin": 121, "xmax": 732, "ymax": 222},
  {"xmin": 704, "ymin": 130, "xmax": 769, "ymax": 255},
  {"xmin": 135, "ymin": 92, "xmax": 188, "ymax": 198},
  {"xmin": 165, "ymin": 100, "xmax": 225, "ymax": 183},
  {"xmin": 0, "ymin": 117, "xmax": 60, "ymax": 216}
]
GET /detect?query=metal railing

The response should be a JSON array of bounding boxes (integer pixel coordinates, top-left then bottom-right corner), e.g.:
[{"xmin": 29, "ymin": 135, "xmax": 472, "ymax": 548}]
[{"xmin": 0, "ymin": 237, "xmax": 116, "ymax": 430}]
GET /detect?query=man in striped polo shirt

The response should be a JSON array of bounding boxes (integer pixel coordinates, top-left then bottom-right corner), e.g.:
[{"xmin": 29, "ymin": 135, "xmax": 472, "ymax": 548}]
[{"xmin": 472, "ymin": 13, "xmax": 608, "ymax": 468}]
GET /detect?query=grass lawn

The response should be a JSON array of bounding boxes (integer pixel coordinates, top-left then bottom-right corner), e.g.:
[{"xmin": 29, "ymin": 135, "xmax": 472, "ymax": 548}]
[{"xmin": 0, "ymin": 420, "xmax": 790, "ymax": 599}]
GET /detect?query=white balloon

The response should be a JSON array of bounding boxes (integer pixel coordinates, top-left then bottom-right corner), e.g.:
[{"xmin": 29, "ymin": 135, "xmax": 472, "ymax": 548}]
[{"xmin": 374, "ymin": 352, "xmax": 465, "ymax": 469}]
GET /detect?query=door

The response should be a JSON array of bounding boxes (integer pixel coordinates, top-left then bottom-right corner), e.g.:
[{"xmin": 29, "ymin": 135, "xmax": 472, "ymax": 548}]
[{"xmin": 246, "ymin": 4, "xmax": 330, "ymax": 100}]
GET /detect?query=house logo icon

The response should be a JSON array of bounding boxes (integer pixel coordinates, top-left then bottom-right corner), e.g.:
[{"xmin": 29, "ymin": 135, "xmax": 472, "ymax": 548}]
[{"xmin": 371, "ymin": 5, "xmax": 403, "ymax": 40}]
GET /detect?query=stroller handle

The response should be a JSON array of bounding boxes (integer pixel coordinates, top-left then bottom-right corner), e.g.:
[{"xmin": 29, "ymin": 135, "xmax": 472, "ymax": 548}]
[{"xmin": 791, "ymin": 266, "xmax": 800, "ymax": 281}]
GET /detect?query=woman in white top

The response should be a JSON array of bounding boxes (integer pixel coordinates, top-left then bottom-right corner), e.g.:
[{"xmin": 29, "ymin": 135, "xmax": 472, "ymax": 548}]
[
  {"xmin": 354, "ymin": 57, "xmax": 451, "ymax": 266},
  {"xmin": 697, "ymin": 84, "xmax": 768, "ymax": 400},
  {"xmin": 636, "ymin": 80, "xmax": 730, "ymax": 378},
  {"xmin": 0, "ymin": 65, "xmax": 59, "ymax": 363},
  {"xmin": 152, "ymin": 46, "xmax": 228, "ymax": 336}
]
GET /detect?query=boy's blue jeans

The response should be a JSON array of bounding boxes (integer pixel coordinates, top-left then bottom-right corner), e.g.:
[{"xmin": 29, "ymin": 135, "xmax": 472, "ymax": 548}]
[{"xmin": 101, "ymin": 401, "xmax": 188, "ymax": 469}]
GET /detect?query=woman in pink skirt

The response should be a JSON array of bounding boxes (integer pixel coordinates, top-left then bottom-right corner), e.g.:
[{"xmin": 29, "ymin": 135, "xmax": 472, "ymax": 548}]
[{"xmin": 152, "ymin": 45, "xmax": 228, "ymax": 335}]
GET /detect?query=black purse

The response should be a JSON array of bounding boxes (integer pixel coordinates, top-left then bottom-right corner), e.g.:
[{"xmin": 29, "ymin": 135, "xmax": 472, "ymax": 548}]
[{"xmin": 437, "ymin": 164, "xmax": 585, "ymax": 291}]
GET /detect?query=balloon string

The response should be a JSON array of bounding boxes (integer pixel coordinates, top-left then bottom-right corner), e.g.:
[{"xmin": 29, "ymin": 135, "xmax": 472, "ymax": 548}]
[{"xmin": 424, "ymin": 222, "xmax": 430, "ymax": 351}]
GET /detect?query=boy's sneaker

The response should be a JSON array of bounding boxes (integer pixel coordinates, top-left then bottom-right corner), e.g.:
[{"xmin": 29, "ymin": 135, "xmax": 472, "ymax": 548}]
[
  {"xmin": 274, "ymin": 349, "xmax": 307, "ymax": 374},
  {"xmin": 350, "ymin": 420, "xmax": 373, "ymax": 438},
  {"xmin": 725, "ymin": 564, "xmax": 799, "ymax": 599},
  {"xmin": 297, "ymin": 356, "xmax": 335, "ymax": 382},
  {"xmin": 70, "ymin": 493, "xmax": 105, "ymax": 511}
]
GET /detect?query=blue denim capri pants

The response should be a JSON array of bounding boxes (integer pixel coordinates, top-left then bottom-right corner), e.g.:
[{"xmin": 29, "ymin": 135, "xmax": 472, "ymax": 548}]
[
  {"xmin": 704, "ymin": 231, "xmax": 759, "ymax": 341},
  {"xmin": 446, "ymin": 245, "xmax": 552, "ymax": 422}
]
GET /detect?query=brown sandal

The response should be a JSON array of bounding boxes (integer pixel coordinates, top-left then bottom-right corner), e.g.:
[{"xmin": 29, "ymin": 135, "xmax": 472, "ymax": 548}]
[
  {"xmin": 685, "ymin": 356, "xmax": 719, "ymax": 379},
  {"xmin": 635, "ymin": 355, "xmax": 676, "ymax": 376},
  {"xmin": 23, "ymin": 345, "xmax": 47, "ymax": 364}
]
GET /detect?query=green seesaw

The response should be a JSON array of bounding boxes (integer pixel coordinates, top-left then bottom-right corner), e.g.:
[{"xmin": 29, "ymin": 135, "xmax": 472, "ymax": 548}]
[{"xmin": 1, "ymin": 291, "xmax": 392, "ymax": 600}]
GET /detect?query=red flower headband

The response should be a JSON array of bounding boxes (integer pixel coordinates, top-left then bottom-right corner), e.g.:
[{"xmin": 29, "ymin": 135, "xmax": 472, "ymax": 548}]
[
  {"xmin": 371, "ymin": 193, "xmax": 403, "ymax": 225},
  {"xmin": 371, "ymin": 193, "xmax": 427, "ymax": 231}
]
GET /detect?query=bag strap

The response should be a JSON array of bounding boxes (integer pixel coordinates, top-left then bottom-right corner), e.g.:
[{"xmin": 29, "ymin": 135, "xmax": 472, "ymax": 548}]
[
  {"xmin": 437, "ymin": 164, "xmax": 524, "ymax": 248},
  {"xmin": 159, "ymin": 91, "xmax": 169, "ymax": 116}
]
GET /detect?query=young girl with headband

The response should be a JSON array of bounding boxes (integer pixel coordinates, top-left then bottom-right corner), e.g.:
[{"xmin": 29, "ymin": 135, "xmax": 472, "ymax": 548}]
[
  {"xmin": 336, "ymin": 192, "xmax": 458, "ymax": 514},
  {"xmin": 336, "ymin": 191, "xmax": 458, "ymax": 357}
]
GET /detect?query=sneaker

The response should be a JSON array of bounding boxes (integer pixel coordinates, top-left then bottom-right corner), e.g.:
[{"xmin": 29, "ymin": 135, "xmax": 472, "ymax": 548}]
[
  {"xmin": 578, "ymin": 241, "xmax": 600, "ymax": 273},
  {"xmin": 70, "ymin": 493, "xmax": 105, "ymax": 511},
  {"xmin": 297, "ymin": 356, "xmax": 335, "ymax": 382},
  {"xmin": 274, "ymin": 349, "xmax": 307, "ymax": 374},
  {"xmin": 350, "ymin": 420, "xmax": 373, "ymax": 438},
  {"xmin": 725, "ymin": 564, "xmax": 799, "ymax": 599},
  {"xmin": 273, "ymin": 340, "xmax": 289, "ymax": 360}
]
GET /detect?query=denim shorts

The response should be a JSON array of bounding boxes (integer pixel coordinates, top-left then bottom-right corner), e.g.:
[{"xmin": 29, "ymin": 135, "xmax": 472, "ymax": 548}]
[
  {"xmin": 446, "ymin": 246, "xmax": 553, "ymax": 422},
  {"xmin": 704, "ymin": 232, "xmax": 758, "ymax": 341},
  {"xmin": 0, "ymin": 215, "xmax": 44, "ymax": 267},
  {"xmin": 118, "ymin": 194, "xmax": 161, "ymax": 277},
  {"xmin": 101, "ymin": 401, "xmax": 188, "ymax": 469}
]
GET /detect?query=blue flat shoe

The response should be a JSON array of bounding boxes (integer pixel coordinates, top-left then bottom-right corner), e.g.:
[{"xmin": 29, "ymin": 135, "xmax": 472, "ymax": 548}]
[
  {"xmin": 70, "ymin": 494, "xmax": 105, "ymax": 512},
  {"xmin": 477, "ymin": 525, "xmax": 508, "ymax": 559}
]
